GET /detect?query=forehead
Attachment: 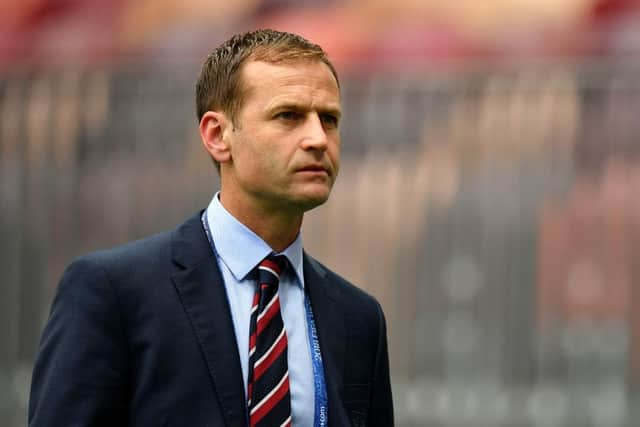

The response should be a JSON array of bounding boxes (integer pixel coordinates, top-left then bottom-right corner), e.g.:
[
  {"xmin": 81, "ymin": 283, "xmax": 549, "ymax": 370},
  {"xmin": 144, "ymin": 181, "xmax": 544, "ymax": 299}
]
[{"xmin": 239, "ymin": 60, "xmax": 341, "ymax": 110}]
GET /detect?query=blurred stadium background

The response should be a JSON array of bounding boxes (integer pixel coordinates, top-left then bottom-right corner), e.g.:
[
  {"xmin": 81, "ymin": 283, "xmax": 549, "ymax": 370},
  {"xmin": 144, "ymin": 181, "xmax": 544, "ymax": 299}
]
[{"xmin": 3, "ymin": 0, "xmax": 640, "ymax": 425}]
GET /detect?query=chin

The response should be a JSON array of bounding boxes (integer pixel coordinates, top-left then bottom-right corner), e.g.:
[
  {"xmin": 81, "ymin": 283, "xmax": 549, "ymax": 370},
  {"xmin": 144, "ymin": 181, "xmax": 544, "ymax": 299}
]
[{"xmin": 292, "ymin": 191, "xmax": 331, "ymax": 212}]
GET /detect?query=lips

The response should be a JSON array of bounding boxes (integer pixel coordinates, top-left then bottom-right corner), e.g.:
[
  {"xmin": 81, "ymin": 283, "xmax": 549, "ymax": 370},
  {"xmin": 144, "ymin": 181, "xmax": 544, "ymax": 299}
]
[{"xmin": 296, "ymin": 164, "xmax": 329, "ymax": 174}]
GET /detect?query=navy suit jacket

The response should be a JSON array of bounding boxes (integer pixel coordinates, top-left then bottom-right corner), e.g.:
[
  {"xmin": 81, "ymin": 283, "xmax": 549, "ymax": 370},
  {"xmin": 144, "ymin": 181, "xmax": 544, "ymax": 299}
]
[{"xmin": 29, "ymin": 213, "xmax": 394, "ymax": 426}]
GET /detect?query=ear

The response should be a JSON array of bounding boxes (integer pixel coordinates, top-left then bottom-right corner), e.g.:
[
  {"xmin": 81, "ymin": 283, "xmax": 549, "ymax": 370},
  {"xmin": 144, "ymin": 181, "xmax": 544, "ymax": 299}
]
[{"xmin": 199, "ymin": 111, "xmax": 232, "ymax": 165}]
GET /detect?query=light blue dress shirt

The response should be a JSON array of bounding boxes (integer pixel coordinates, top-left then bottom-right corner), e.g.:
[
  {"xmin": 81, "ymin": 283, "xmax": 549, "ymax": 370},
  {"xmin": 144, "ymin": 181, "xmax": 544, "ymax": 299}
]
[{"xmin": 205, "ymin": 193, "xmax": 314, "ymax": 427}]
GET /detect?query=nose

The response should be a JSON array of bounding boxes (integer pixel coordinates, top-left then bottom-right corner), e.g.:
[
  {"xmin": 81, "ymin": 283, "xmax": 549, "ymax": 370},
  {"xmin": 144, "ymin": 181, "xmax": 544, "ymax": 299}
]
[{"xmin": 300, "ymin": 113, "xmax": 328, "ymax": 151}]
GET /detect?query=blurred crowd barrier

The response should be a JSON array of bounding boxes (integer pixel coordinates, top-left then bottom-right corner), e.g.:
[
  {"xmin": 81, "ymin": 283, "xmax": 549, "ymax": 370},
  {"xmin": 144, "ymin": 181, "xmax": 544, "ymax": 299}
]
[
  {"xmin": 4, "ymin": 0, "xmax": 640, "ymax": 71},
  {"xmin": 3, "ymin": 62, "xmax": 640, "ymax": 426}
]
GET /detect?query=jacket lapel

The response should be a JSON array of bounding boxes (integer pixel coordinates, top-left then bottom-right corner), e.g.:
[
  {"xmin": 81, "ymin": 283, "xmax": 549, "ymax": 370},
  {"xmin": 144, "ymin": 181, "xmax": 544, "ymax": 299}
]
[
  {"xmin": 303, "ymin": 254, "xmax": 349, "ymax": 425},
  {"xmin": 171, "ymin": 213, "xmax": 247, "ymax": 427}
]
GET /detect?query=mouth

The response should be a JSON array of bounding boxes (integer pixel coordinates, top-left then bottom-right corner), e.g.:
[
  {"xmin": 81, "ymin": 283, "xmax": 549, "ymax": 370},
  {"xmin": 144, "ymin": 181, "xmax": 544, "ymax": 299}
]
[{"xmin": 296, "ymin": 165, "xmax": 330, "ymax": 175}]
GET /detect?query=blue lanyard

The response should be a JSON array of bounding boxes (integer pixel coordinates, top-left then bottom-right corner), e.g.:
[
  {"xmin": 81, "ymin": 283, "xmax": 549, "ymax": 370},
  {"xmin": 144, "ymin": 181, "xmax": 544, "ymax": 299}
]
[
  {"xmin": 201, "ymin": 211, "xmax": 328, "ymax": 426},
  {"xmin": 305, "ymin": 291, "xmax": 328, "ymax": 427}
]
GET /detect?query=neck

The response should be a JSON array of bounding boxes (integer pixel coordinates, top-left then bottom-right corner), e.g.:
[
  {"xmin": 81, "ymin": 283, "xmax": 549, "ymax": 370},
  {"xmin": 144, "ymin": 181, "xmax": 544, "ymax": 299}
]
[{"xmin": 218, "ymin": 192, "xmax": 303, "ymax": 253}]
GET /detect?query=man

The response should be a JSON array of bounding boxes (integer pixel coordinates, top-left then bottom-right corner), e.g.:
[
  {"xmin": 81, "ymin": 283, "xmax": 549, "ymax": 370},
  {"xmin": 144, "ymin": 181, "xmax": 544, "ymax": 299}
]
[{"xmin": 29, "ymin": 29, "xmax": 393, "ymax": 426}]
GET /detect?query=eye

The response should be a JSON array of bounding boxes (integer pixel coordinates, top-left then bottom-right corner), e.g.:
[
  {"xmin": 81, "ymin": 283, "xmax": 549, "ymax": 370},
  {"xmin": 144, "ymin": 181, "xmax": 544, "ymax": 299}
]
[
  {"xmin": 320, "ymin": 113, "xmax": 339, "ymax": 128},
  {"xmin": 275, "ymin": 111, "xmax": 301, "ymax": 121}
]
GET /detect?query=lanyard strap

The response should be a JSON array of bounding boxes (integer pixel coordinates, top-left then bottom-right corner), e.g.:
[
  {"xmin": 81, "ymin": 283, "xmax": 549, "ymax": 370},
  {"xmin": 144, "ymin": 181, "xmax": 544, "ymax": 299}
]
[
  {"xmin": 305, "ymin": 292, "xmax": 329, "ymax": 427},
  {"xmin": 201, "ymin": 211, "xmax": 328, "ymax": 426}
]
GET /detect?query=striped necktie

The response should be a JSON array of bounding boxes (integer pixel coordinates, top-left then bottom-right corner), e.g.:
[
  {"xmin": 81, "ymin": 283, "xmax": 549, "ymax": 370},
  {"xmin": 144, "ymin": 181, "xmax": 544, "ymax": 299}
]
[{"xmin": 247, "ymin": 255, "xmax": 292, "ymax": 427}]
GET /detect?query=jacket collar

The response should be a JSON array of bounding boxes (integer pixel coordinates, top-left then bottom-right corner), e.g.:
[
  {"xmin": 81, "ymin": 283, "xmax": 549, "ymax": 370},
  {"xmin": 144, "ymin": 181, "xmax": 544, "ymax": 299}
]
[
  {"xmin": 171, "ymin": 212, "xmax": 248, "ymax": 426},
  {"xmin": 303, "ymin": 254, "xmax": 349, "ymax": 424}
]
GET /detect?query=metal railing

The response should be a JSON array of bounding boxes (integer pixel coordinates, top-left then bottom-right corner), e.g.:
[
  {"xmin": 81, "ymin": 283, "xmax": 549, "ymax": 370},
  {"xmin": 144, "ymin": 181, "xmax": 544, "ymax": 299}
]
[{"xmin": 2, "ymin": 62, "xmax": 640, "ymax": 426}]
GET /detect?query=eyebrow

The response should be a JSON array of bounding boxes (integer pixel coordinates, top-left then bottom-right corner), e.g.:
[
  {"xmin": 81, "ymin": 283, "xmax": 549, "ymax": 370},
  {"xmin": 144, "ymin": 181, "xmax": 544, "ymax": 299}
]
[{"xmin": 267, "ymin": 101, "xmax": 342, "ymax": 120}]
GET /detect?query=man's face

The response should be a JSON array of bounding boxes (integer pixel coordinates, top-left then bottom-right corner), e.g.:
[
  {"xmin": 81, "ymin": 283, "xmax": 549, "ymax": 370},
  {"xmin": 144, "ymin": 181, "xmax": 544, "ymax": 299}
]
[{"xmin": 221, "ymin": 59, "xmax": 341, "ymax": 214}]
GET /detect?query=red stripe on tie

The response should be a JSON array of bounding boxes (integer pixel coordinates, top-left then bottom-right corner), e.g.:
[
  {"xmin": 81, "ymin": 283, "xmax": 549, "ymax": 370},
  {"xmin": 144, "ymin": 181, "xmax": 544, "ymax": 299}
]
[
  {"xmin": 249, "ymin": 291, "xmax": 260, "ymax": 352},
  {"xmin": 249, "ymin": 332, "xmax": 256, "ymax": 353},
  {"xmin": 257, "ymin": 297, "xmax": 280, "ymax": 336},
  {"xmin": 260, "ymin": 259, "xmax": 282, "ymax": 276},
  {"xmin": 250, "ymin": 375, "xmax": 290, "ymax": 426},
  {"xmin": 254, "ymin": 331, "xmax": 287, "ymax": 381}
]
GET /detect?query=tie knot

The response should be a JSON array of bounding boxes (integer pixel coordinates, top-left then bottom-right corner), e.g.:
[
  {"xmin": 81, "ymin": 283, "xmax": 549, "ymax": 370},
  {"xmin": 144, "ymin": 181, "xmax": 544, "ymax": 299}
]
[{"xmin": 257, "ymin": 255, "xmax": 287, "ymax": 286}]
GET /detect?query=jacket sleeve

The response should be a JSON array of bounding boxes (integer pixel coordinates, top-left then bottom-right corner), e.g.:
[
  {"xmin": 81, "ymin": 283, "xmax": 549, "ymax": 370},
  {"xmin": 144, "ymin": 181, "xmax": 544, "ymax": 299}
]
[
  {"xmin": 29, "ymin": 257, "xmax": 129, "ymax": 426},
  {"xmin": 369, "ymin": 301, "xmax": 394, "ymax": 426}
]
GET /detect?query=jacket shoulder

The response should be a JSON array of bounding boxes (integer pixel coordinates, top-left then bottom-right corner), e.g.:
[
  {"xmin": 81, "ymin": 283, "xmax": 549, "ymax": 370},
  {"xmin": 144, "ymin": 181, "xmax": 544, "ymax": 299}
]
[
  {"xmin": 74, "ymin": 229, "xmax": 173, "ymax": 274},
  {"xmin": 305, "ymin": 254, "xmax": 384, "ymax": 316}
]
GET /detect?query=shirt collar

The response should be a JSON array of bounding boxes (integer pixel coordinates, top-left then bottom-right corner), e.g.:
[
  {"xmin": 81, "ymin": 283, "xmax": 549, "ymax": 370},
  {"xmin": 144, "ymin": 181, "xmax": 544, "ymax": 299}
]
[{"xmin": 205, "ymin": 192, "xmax": 305, "ymax": 288}]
